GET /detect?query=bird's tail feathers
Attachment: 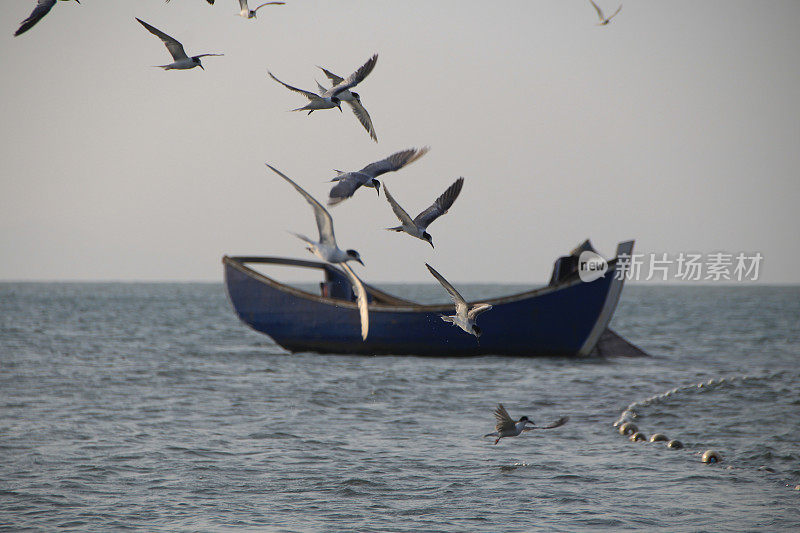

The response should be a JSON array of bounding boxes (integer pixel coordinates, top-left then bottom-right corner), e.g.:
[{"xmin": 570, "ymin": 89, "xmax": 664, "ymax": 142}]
[
  {"xmin": 288, "ymin": 231, "xmax": 313, "ymax": 245},
  {"xmin": 385, "ymin": 226, "xmax": 404, "ymax": 232},
  {"xmin": 440, "ymin": 315, "xmax": 454, "ymax": 323}
]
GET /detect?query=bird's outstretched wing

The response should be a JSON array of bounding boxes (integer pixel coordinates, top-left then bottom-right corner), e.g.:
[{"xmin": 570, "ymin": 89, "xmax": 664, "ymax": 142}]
[
  {"xmin": 413, "ymin": 177, "xmax": 464, "ymax": 230},
  {"xmin": 348, "ymin": 99, "xmax": 378, "ymax": 142},
  {"xmin": 467, "ymin": 304, "xmax": 493, "ymax": 320},
  {"xmin": 266, "ymin": 164, "xmax": 336, "ymax": 247},
  {"xmin": 327, "ymin": 172, "xmax": 372, "ymax": 206},
  {"xmin": 425, "ymin": 263, "xmax": 468, "ymax": 316},
  {"xmin": 607, "ymin": 4, "xmax": 622, "ymax": 21},
  {"xmin": 15, "ymin": 0, "xmax": 58, "ymax": 37},
  {"xmin": 136, "ymin": 18, "xmax": 189, "ymax": 61},
  {"xmin": 253, "ymin": 1, "xmax": 285, "ymax": 12},
  {"xmin": 493, "ymin": 404, "xmax": 516, "ymax": 432},
  {"xmin": 360, "ymin": 147, "xmax": 428, "ymax": 178},
  {"xmin": 329, "ymin": 54, "xmax": 378, "ymax": 97},
  {"xmin": 524, "ymin": 416, "xmax": 570, "ymax": 431},
  {"xmin": 588, "ymin": 0, "xmax": 605, "ymax": 20},
  {"xmin": 340, "ymin": 263, "xmax": 369, "ymax": 341},
  {"xmin": 268, "ymin": 72, "xmax": 319, "ymax": 100},
  {"xmin": 318, "ymin": 66, "xmax": 344, "ymax": 85},
  {"xmin": 383, "ymin": 186, "xmax": 416, "ymax": 228}
]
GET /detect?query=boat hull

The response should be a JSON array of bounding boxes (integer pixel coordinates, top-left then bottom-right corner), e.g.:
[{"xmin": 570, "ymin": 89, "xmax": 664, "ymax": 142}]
[{"xmin": 223, "ymin": 246, "xmax": 632, "ymax": 356}]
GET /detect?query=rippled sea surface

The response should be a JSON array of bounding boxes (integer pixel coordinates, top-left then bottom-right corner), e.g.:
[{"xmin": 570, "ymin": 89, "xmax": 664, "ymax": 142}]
[{"xmin": 1, "ymin": 282, "xmax": 799, "ymax": 532}]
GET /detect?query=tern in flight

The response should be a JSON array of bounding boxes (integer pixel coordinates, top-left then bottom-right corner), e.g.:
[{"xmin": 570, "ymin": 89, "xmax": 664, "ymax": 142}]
[
  {"xmin": 327, "ymin": 147, "xmax": 429, "ymax": 206},
  {"xmin": 14, "ymin": 0, "xmax": 79, "ymax": 37},
  {"xmin": 266, "ymin": 164, "xmax": 369, "ymax": 340},
  {"xmin": 425, "ymin": 263, "xmax": 492, "ymax": 338},
  {"xmin": 136, "ymin": 18, "xmax": 223, "ymax": 70},
  {"xmin": 483, "ymin": 404, "xmax": 569, "ymax": 445},
  {"xmin": 266, "ymin": 164, "xmax": 365, "ymax": 267},
  {"xmin": 384, "ymin": 178, "xmax": 463, "ymax": 248},
  {"xmin": 317, "ymin": 65, "xmax": 377, "ymax": 141},
  {"xmin": 588, "ymin": 0, "xmax": 622, "ymax": 25},
  {"xmin": 237, "ymin": 0, "xmax": 285, "ymax": 18},
  {"xmin": 268, "ymin": 54, "xmax": 378, "ymax": 114}
]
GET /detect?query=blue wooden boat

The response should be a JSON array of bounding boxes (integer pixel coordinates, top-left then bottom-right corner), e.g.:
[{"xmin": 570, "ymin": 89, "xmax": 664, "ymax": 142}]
[{"xmin": 222, "ymin": 240, "xmax": 645, "ymax": 357}]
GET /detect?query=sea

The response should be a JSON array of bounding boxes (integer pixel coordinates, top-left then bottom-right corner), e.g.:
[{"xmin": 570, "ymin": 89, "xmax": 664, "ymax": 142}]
[{"xmin": 1, "ymin": 282, "xmax": 798, "ymax": 532}]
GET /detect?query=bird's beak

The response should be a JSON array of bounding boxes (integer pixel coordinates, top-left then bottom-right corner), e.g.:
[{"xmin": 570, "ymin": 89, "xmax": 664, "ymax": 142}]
[
  {"xmin": 337, "ymin": 104, "xmax": 343, "ymax": 113},
  {"xmin": 356, "ymin": 258, "xmax": 365, "ymax": 266},
  {"xmin": 429, "ymin": 241, "xmax": 435, "ymax": 249}
]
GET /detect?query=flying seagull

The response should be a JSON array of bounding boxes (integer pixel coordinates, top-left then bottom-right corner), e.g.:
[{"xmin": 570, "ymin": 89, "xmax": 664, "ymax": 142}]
[
  {"xmin": 265, "ymin": 163, "xmax": 369, "ymax": 340},
  {"xmin": 268, "ymin": 54, "xmax": 378, "ymax": 114},
  {"xmin": 384, "ymin": 178, "xmax": 463, "ymax": 248},
  {"xmin": 425, "ymin": 262, "xmax": 492, "ymax": 338},
  {"xmin": 588, "ymin": 0, "xmax": 622, "ymax": 25},
  {"xmin": 14, "ymin": 0, "xmax": 79, "ymax": 37},
  {"xmin": 237, "ymin": 0, "xmax": 285, "ymax": 18},
  {"xmin": 317, "ymin": 65, "xmax": 377, "ymax": 141},
  {"xmin": 136, "ymin": 18, "xmax": 223, "ymax": 70},
  {"xmin": 327, "ymin": 147, "xmax": 429, "ymax": 206},
  {"xmin": 265, "ymin": 164, "xmax": 364, "ymax": 267},
  {"xmin": 483, "ymin": 404, "xmax": 569, "ymax": 445}
]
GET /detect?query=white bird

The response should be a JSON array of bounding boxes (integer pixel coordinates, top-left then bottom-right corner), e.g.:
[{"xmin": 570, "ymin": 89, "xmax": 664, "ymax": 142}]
[
  {"xmin": 265, "ymin": 164, "xmax": 365, "ymax": 267},
  {"xmin": 384, "ymin": 178, "xmax": 463, "ymax": 248},
  {"xmin": 136, "ymin": 18, "xmax": 223, "ymax": 70},
  {"xmin": 425, "ymin": 262, "xmax": 492, "ymax": 338},
  {"xmin": 237, "ymin": 0, "xmax": 284, "ymax": 19},
  {"xmin": 588, "ymin": 0, "xmax": 622, "ymax": 25},
  {"xmin": 14, "ymin": 0, "xmax": 79, "ymax": 37},
  {"xmin": 483, "ymin": 404, "xmax": 569, "ymax": 445},
  {"xmin": 268, "ymin": 54, "xmax": 378, "ymax": 114},
  {"xmin": 266, "ymin": 164, "xmax": 369, "ymax": 340},
  {"xmin": 317, "ymin": 66, "xmax": 377, "ymax": 141},
  {"xmin": 327, "ymin": 147, "xmax": 429, "ymax": 206}
]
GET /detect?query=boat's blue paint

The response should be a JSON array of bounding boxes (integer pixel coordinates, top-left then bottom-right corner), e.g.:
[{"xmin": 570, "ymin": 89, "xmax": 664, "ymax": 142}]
[{"xmin": 223, "ymin": 251, "xmax": 628, "ymax": 356}]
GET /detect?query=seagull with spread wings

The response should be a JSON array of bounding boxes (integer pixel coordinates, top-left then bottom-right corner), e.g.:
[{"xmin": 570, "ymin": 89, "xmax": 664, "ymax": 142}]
[
  {"xmin": 588, "ymin": 0, "xmax": 622, "ymax": 25},
  {"xmin": 266, "ymin": 164, "xmax": 368, "ymax": 340},
  {"xmin": 425, "ymin": 263, "xmax": 492, "ymax": 338},
  {"xmin": 268, "ymin": 54, "xmax": 378, "ymax": 114},
  {"xmin": 237, "ymin": 0, "xmax": 285, "ymax": 19},
  {"xmin": 327, "ymin": 147, "xmax": 429, "ymax": 206},
  {"xmin": 14, "ymin": 0, "xmax": 79, "ymax": 38},
  {"xmin": 384, "ymin": 178, "xmax": 463, "ymax": 248},
  {"xmin": 136, "ymin": 18, "xmax": 223, "ymax": 70},
  {"xmin": 483, "ymin": 404, "xmax": 569, "ymax": 445},
  {"xmin": 316, "ymin": 65, "xmax": 378, "ymax": 141}
]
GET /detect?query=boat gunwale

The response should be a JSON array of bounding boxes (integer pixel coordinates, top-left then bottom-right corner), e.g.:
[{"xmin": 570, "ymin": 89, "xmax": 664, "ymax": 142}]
[{"xmin": 222, "ymin": 255, "xmax": 620, "ymax": 313}]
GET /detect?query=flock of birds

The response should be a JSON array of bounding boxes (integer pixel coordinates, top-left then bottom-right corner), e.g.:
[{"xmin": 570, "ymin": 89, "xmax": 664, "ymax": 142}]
[{"xmin": 9, "ymin": 0, "xmax": 624, "ymax": 444}]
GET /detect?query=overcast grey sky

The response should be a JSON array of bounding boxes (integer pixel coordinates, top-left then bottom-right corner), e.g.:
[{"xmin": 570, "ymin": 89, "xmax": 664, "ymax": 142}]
[{"xmin": 1, "ymin": 1, "xmax": 798, "ymax": 283}]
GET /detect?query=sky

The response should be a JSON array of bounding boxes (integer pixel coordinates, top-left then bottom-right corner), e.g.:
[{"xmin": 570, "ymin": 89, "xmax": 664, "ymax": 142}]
[{"xmin": 1, "ymin": 1, "xmax": 798, "ymax": 283}]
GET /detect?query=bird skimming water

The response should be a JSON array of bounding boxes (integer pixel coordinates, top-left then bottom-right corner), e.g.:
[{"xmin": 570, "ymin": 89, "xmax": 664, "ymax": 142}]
[
  {"xmin": 327, "ymin": 147, "xmax": 429, "ymax": 206},
  {"xmin": 384, "ymin": 178, "xmax": 463, "ymax": 248},
  {"xmin": 484, "ymin": 404, "xmax": 569, "ymax": 445},
  {"xmin": 136, "ymin": 18, "xmax": 223, "ymax": 70},
  {"xmin": 268, "ymin": 54, "xmax": 378, "ymax": 114},
  {"xmin": 425, "ymin": 262, "xmax": 491, "ymax": 338},
  {"xmin": 14, "ymin": 0, "xmax": 79, "ymax": 37}
]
